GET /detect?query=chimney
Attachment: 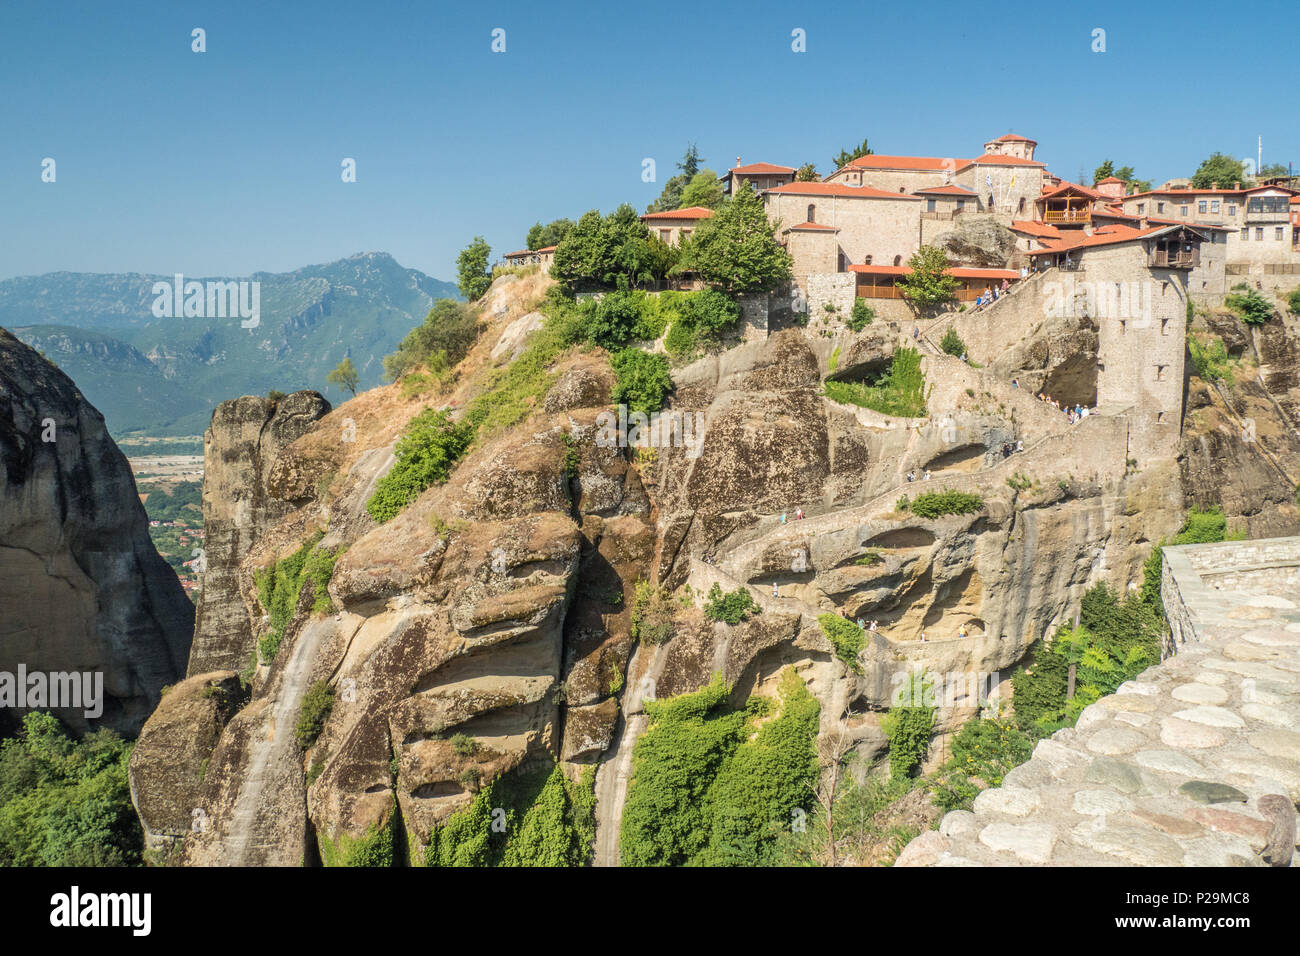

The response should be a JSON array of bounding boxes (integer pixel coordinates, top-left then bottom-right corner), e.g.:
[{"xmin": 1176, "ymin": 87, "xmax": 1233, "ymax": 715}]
[
  {"xmin": 1211, "ymin": 181, "xmax": 1217, "ymax": 190},
  {"xmin": 1233, "ymin": 181, "xmax": 1240, "ymax": 190},
  {"xmin": 736, "ymin": 156, "xmax": 742, "ymax": 168}
]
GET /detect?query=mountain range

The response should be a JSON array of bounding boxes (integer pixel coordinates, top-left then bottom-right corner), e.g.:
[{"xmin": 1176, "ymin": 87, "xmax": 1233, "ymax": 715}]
[{"xmin": 0, "ymin": 253, "xmax": 458, "ymax": 437}]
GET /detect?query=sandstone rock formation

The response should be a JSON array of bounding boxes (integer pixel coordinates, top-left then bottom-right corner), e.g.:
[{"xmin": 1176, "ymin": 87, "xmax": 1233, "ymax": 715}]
[{"xmin": 0, "ymin": 327, "xmax": 193, "ymax": 734}]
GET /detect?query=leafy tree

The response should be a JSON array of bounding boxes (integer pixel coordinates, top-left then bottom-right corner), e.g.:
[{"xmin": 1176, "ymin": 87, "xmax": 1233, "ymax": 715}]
[
  {"xmin": 525, "ymin": 218, "xmax": 575, "ymax": 250},
  {"xmin": 832, "ymin": 137, "xmax": 873, "ymax": 171},
  {"xmin": 895, "ymin": 246, "xmax": 959, "ymax": 305},
  {"xmin": 1258, "ymin": 163, "xmax": 1290, "ymax": 180},
  {"xmin": 456, "ymin": 236, "xmax": 492, "ymax": 302},
  {"xmin": 677, "ymin": 183, "xmax": 792, "ymax": 294},
  {"xmin": 1190, "ymin": 152, "xmax": 1251, "ymax": 189},
  {"xmin": 646, "ymin": 144, "xmax": 706, "ymax": 213},
  {"xmin": 326, "ymin": 356, "xmax": 359, "ymax": 397},
  {"xmin": 610, "ymin": 348, "xmax": 673, "ymax": 414},
  {"xmin": 678, "ymin": 143, "xmax": 704, "ymax": 180},
  {"xmin": 0, "ymin": 713, "xmax": 141, "ymax": 866},
  {"xmin": 502, "ymin": 765, "xmax": 584, "ymax": 867},
  {"xmin": 678, "ymin": 170, "xmax": 724, "ymax": 209},
  {"xmin": 366, "ymin": 408, "xmax": 475, "ymax": 522},
  {"xmin": 382, "ymin": 298, "xmax": 480, "ymax": 382},
  {"xmin": 1092, "ymin": 160, "xmax": 1115, "ymax": 183},
  {"xmin": 795, "ymin": 163, "xmax": 819, "ymax": 182},
  {"xmin": 551, "ymin": 206, "xmax": 675, "ymax": 292}
]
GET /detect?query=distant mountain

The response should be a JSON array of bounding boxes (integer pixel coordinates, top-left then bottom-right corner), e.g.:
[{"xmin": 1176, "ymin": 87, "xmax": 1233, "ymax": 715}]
[{"xmin": 0, "ymin": 253, "xmax": 459, "ymax": 437}]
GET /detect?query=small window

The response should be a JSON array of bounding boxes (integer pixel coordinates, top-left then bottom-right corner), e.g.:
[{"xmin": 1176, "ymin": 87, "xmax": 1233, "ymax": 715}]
[
  {"xmin": 927, "ymin": 199, "xmax": 937, "ymax": 212},
  {"xmin": 1137, "ymin": 203, "xmax": 1145, "ymax": 215},
  {"xmin": 807, "ymin": 204, "xmax": 816, "ymax": 223},
  {"xmin": 1120, "ymin": 319, "xmax": 1126, "ymax": 334},
  {"xmin": 1157, "ymin": 411, "xmax": 1165, "ymax": 423},
  {"xmin": 660, "ymin": 229, "xmax": 671, "ymax": 241},
  {"xmin": 1180, "ymin": 206, "xmax": 1189, "ymax": 216},
  {"xmin": 1018, "ymin": 197, "xmax": 1026, "ymax": 213},
  {"xmin": 1211, "ymin": 200, "xmax": 1220, "ymax": 213},
  {"xmin": 956, "ymin": 200, "xmax": 965, "ymax": 211},
  {"xmin": 893, "ymin": 255, "xmax": 903, "ymax": 267},
  {"xmin": 1256, "ymin": 227, "xmax": 1264, "ymax": 240},
  {"xmin": 1161, "ymin": 318, "xmax": 1169, "ymax": 335},
  {"xmin": 1155, "ymin": 365, "xmax": 1167, "ymax": 381},
  {"xmin": 1242, "ymin": 228, "xmax": 1249, "ymax": 240},
  {"xmin": 864, "ymin": 255, "xmax": 873, "ymax": 265},
  {"xmin": 1157, "ymin": 202, "xmax": 1165, "ymax": 213},
  {"xmin": 1228, "ymin": 205, "xmax": 1237, "ymax": 216},
  {"xmin": 1198, "ymin": 201, "xmax": 1207, "ymax": 214},
  {"xmin": 1276, "ymin": 226, "xmax": 1285, "ymax": 241}
]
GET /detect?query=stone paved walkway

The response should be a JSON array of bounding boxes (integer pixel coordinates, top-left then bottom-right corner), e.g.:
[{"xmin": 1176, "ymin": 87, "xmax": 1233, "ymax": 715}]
[{"xmin": 897, "ymin": 574, "xmax": 1300, "ymax": 866}]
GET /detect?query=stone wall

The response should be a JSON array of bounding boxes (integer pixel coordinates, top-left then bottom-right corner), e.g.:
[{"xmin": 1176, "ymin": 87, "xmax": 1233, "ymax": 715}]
[
  {"xmin": 803, "ymin": 272, "xmax": 855, "ymax": 320},
  {"xmin": 765, "ymin": 191, "xmax": 922, "ymax": 268},
  {"xmin": 898, "ymin": 535, "xmax": 1300, "ymax": 867}
]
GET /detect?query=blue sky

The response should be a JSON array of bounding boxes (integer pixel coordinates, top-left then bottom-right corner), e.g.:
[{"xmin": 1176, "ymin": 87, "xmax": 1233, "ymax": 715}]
[{"xmin": 2, "ymin": 0, "xmax": 1296, "ymax": 283}]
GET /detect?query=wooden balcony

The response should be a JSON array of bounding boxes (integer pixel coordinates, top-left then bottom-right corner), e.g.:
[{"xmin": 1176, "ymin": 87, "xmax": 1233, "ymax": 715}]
[
  {"xmin": 1043, "ymin": 209, "xmax": 1091, "ymax": 224},
  {"xmin": 1149, "ymin": 250, "xmax": 1197, "ymax": 269}
]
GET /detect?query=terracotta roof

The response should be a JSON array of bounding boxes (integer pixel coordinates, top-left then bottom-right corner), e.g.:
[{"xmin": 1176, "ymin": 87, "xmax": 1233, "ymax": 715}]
[
  {"xmin": 960, "ymin": 155, "xmax": 1046, "ymax": 169},
  {"xmin": 782, "ymin": 221, "xmax": 838, "ymax": 231},
  {"xmin": 730, "ymin": 162, "xmax": 795, "ymax": 175},
  {"xmin": 1009, "ymin": 220, "xmax": 1064, "ymax": 239},
  {"xmin": 912, "ymin": 184, "xmax": 977, "ymax": 196},
  {"xmin": 849, "ymin": 264, "xmax": 1019, "ymax": 279},
  {"xmin": 1095, "ymin": 176, "xmax": 1126, "ymax": 185},
  {"xmin": 1026, "ymin": 223, "xmax": 1199, "ymax": 256},
  {"xmin": 640, "ymin": 206, "xmax": 716, "ymax": 220},
  {"xmin": 1123, "ymin": 186, "xmax": 1295, "ymax": 200},
  {"xmin": 1038, "ymin": 181, "xmax": 1105, "ymax": 201},
  {"xmin": 991, "ymin": 134, "xmax": 1037, "ymax": 144},
  {"xmin": 765, "ymin": 181, "xmax": 921, "ymax": 200},
  {"xmin": 536, "ymin": 245, "xmax": 558, "ymax": 253},
  {"xmin": 504, "ymin": 249, "xmax": 534, "ymax": 258},
  {"xmin": 844, "ymin": 155, "xmax": 960, "ymax": 172}
]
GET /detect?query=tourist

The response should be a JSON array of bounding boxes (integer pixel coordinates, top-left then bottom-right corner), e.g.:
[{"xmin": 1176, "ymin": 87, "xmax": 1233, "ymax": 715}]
[
  {"xmin": 984, "ymin": 286, "xmax": 993, "ymax": 303},
  {"xmin": 923, "ymin": 469, "xmax": 932, "ymax": 481},
  {"xmin": 958, "ymin": 624, "xmax": 967, "ymax": 638},
  {"xmin": 796, "ymin": 507, "xmax": 805, "ymax": 520},
  {"xmin": 1001, "ymin": 278, "xmax": 1010, "ymax": 295},
  {"xmin": 1015, "ymin": 439, "xmax": 1023, "ymax": 452},
  {"xmin": 869, "ymin": 620, "xmax": 878, "ymax": 632},
  {"xmin": 1012, "ymin": 377, "xmax": 1019, "ymax": 388},
  {"xmin": 920, "ymin": 631, "xmax": 928, "ymax": 642},
  {"xmin": 906, "ymin": 470, "xmax": 915, "ymax": 483},
  {"xmin": 913, "ymin": 326, "xmax": 920, "ymax": 340},
  {"xmin": 780, "ymin": 512, "xmax": 787, "ymax": 524},
  {"xmin": 772, "ymin": 583, "xmax": 779, "ymax": 598},
  {"xmin": 960, "ymin": 351, "xmax": 968, "ymax": 362},
  {"xmin": 857, "ymin": 617, "xmax": 865, "ymax": 629}
]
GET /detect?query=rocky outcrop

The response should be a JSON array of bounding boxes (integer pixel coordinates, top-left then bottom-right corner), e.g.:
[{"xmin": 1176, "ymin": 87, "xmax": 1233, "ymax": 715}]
[
  {"xmin": 932, "ymin": 214, "xmax": 1018, "ymax": 268},
  {"xmin": 0, "ymin": 327, "xmax": 193, "ymax": 734},
  {"xmin": 188, "ymin": 391, "xmax": 330, "ymax": 675}
]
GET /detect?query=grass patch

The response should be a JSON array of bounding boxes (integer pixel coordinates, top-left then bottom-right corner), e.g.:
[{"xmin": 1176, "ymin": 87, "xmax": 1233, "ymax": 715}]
[
  {"xmin": 824, "ymin": 347, "xmax": 926, "ymax": 418},
  {"xmin": 817, "ymin": 613, "xmax": 865, "ymax": 673}
]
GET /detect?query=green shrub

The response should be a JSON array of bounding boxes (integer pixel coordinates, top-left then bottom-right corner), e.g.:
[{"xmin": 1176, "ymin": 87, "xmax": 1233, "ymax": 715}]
[
  {"xmin": 0, "ymin": 713, "xmax": 142, "ymax": 866},
  {"xmin": 319, "ymin": 807, "xmax": 396, "ymax": 867},
  {"xmin": 940, "ymin": 328, "xmax": 966, "ymax": 357},
  {"xmin": 817, "ymin": 613, "xmax": 864, "ymax": 672},
  {"xmin": 383, "ymin": 298, "xmax": 480, "ymax": 382},
  {"xmin": 610, "ymin": 349, "xmax": 673, "ymax": 414},
  {"xmin": 703, "ymin": 582, "xmax": 760, "ymax": 625},
  {"xmin": 663, "ymin": 318, "xmax": 697, "ymax": 359},
  {"xmin": 253, "ymin": 532, "xmax": 341, "ymax": 661},
  {"xmin": 847, "ymin": 298, "xmax": 875, "ymax": 332},
  {"xmin": 1288, "ymin": 288, "xmax": 1300, "ymax": 315},
  {"xmin": 366, "ymin": 409, "xmax": 475, "ymax": 522},
  {"xmin": 823, "ymin": 347, "xmax": 926, "ymax": 418},
  {"xmin": 681, "ymin": 289, "xmax": 742, "ymax": 337},
  {"xmin": 908, "ymin": 490, "xmax": 982, "ymax": 518},
  {"xmin": 881, "ymin": 674, "xmax": 934, "ymax": 780},
  {"xmin": 295, "ymin": 681, "xmax": 335, "ymax": 750},
  {"xmin": 929, "ymin": 715, "xmax": 1033, "ymax": 811},
  {"xmin": 1187, "ymin": 332, "xmax": 1234, "ymax": 382},
  {"xmin": 1224, "ymin": 285, "xmax": 1275, "ymax": 326},
  {"xmin": 450, "ymin": 733, "xmax": 478, "ymax": 757},
  {"xmin": 630, "ymin": 580, "xmax": 676, "ymax": 645}
]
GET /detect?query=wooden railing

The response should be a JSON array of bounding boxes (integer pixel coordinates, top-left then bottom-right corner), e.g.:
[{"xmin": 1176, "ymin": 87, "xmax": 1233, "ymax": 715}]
[
  {"xmin": 1043, "ymin": 209, "xmax": 1090, "ymax": 223},
  {"xmin": 1149, "ymin": 251, "xmax": 1196, "ymax": 269}
]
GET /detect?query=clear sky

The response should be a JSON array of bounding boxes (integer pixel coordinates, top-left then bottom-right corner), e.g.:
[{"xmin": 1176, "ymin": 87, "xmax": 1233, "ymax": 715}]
[{"xmin": 2, "ymin": 0, "xmax": 1296, "ymax": 283}]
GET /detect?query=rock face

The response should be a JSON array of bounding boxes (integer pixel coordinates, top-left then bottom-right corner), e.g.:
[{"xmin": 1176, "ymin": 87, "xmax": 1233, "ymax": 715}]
[
  {"xmin": 932, "ymin": 214, "xmax": 1019, "ymax": 268},
  {"xmin": 0, "ymin": 327, "xmax": 193, "ymax": 734},
  {"xmin": 128, "ymin": 270, "xmax": 1300, "ymax": 866},
  {"xmin": 188, "ymin": 391, "xmax": 331, "ymax": 675}
]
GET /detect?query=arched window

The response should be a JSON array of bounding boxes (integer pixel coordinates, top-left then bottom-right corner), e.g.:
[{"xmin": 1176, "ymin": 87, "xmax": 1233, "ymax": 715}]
[
  {"xmin": 864, "ymin": 254, "xmax": 873, "ymax": 265},
  {"xmin": 1018, "ymin": 197, "xmax": 1026, "ymax": 213},
  {"xmin": 987, "ymin": 193, "xmax": 994, "ymax": 209},
  {"xmin": 807, "ymin": 204, "xmax": 816, "ymax": 223},
  {"xmin": 893, "ymin": 254, "xmax": 903, "ymax": 267}
]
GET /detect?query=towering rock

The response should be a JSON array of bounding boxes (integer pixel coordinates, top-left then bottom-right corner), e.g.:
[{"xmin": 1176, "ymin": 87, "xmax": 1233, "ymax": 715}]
[
  {"xmin": 188, "ymin": 392, "xmax": 331, "ymax": 675},
  {"xmin": 0, "ymin": 327, "xmax": 193, "ymax": 734}
]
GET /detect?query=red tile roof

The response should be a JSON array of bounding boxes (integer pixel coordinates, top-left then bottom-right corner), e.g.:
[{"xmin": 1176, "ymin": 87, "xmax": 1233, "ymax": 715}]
[
  {"xmin": 640, "ymin": 206, "xmax": 716, "ymax": 220},
  {"xmin": 1026, "ymin": 223, "xmax": 1192, "ymax": 256},
  {"xmin": 766, "ymin": 181, "xmax": 921, "ymax": 200},
  {"xmin": 536, "ymin": 245, "xmax": 558, "ymax": 253},
  {"xmin": 782, "ymin": 221, "xmax": 838, "ymax": 231},
  {"xmin": 991, "ymin": 134, "xmax": 1037, "ymax": 144},
  {"xmin": 1123, "ymin": 186, "xmax": 1298, "ymax": 200},
  {"xmin": 730, "ymin": 162, "xmax": 795, "ymax": 175},
  {"xmin": 504, "ymin": 249, "xmax": 534, "ymax": 258},
  {"xmin": 912, "ymin": 184, "xmax": 977, "ymax": 196},
  {"xmin": 1037, "ymin": 181, "xmax": 1105, "ymax": 202},
  {"xmin": 844, "ymin": 155, "xmax": 959, "ymax": 172},
  {"xmin": 1009, "ymin": 220, "xmax": 1064, "ymax": 239},
  {"xmin": 1095, "ymin": 176, "xmax": 1126, "ymax": 185}
]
